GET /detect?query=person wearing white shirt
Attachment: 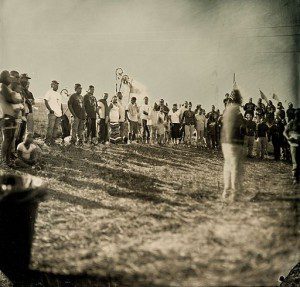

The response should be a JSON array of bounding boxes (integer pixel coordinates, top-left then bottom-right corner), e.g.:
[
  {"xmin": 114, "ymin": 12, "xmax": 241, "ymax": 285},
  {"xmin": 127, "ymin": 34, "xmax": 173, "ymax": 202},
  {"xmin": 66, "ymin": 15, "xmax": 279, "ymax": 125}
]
[
  {"xmin": 168, "ymin": 104, "xmax": 181, "ymax": 144},
  {"xmin": 117, "ymin": 92, "xmax": 126, "ymax": 142},
  {"xmin": 140, "ymin": 96, "xmax": 150, "ymax": 143},
  {"xmin": 44, "ymin": 80, "xmax": 63, "ymax": 145},
  {"xmin": 126, "ymin": 97, "xmax": 139, "ymax": 143}
]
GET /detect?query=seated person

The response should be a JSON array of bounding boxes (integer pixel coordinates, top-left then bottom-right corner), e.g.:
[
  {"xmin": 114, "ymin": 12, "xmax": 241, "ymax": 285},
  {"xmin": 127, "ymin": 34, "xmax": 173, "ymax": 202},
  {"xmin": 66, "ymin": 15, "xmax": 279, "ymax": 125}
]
[{"xmin": 16, "ymin": 133, "xmax": 41, "ymax": 167}]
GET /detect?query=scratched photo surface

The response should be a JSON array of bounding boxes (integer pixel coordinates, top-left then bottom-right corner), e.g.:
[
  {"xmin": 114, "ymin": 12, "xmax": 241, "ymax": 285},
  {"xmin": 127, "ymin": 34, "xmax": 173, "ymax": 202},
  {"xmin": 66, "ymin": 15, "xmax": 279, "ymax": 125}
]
[{"xmin": 0, "ymin": 0, "xmax": 299, "ymax": 286}]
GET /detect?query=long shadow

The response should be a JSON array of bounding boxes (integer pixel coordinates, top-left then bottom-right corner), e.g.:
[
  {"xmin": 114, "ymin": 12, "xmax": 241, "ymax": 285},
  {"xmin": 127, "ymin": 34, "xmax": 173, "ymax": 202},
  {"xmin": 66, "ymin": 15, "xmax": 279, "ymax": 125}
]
[
  {"xmin": 48, "ymin": 189, "xmax": 127, "ymax": 211},
  {"xmin": 107, "ymin": 187, "xmax": 185, "ymax": 206},
  {"xmin": 2, "ymin": 269, "xmax": 164, "ymax": 287}
]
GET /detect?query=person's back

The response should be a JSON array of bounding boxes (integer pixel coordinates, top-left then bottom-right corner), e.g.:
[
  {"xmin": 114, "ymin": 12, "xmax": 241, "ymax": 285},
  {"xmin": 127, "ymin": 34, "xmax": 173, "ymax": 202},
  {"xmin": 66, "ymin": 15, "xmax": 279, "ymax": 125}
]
[
  {"xmin": 221, "ymin": 89, "xmax": 245, "ymax": 202},
  {"xmin": 221, "ymin": 103, "xmax": 245, "ymax": 146}
]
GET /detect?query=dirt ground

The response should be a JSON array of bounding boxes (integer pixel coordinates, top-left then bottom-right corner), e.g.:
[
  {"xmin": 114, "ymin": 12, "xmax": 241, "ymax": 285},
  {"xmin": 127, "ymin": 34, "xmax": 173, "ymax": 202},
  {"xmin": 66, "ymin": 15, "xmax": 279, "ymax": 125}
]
[{"xmin": 0, "ymin": 142, "xmax": 299, "ymax": 286}]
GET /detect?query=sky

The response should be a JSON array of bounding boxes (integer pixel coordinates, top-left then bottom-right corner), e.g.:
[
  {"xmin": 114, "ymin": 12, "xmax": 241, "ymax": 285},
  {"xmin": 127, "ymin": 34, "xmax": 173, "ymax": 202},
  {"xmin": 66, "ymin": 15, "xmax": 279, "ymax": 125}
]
[{"xmin": 0, "ymin": 0, "xmax": 299, "ymax": 109}]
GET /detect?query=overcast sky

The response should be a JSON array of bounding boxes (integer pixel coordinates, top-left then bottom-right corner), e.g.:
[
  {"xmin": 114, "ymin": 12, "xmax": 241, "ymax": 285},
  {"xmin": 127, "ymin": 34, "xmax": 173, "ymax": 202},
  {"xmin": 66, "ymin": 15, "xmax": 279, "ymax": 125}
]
[{"xmin": 0, "ymin": 0, "xmax": 298, "ymax": 109}]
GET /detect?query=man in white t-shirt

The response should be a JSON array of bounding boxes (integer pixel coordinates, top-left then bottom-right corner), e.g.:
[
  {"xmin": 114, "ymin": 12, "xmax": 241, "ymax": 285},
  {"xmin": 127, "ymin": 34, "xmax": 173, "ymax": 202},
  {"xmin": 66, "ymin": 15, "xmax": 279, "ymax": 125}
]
[
  {"xmin": 140, "ymin": 96, "xmax": 150, "ymax": 143},
  {"xmin": 126, "ymin": 97, "xmax": 139, "ymax": 143},
  {"xmin": 44, "ymin": 80, "xmax": 63, "ymax": 145},
  {"xmin": 16, "ymin": 133, "xmax": 41, "ymax": 167}
]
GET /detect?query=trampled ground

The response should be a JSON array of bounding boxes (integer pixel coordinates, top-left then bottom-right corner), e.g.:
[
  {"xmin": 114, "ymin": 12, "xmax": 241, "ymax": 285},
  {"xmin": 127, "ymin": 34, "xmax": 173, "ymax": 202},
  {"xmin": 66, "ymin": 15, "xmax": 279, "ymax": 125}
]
[{"xmin": 1, "ymin": 143, "xmax": 299, "ymax": 286}]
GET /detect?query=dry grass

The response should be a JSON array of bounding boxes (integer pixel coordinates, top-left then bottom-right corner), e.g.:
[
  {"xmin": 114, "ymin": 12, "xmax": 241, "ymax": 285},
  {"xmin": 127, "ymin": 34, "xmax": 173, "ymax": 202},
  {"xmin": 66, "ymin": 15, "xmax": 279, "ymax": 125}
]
[{"xmin": 0, "ymin": 142, "xmax": 299, "ymax": 286}]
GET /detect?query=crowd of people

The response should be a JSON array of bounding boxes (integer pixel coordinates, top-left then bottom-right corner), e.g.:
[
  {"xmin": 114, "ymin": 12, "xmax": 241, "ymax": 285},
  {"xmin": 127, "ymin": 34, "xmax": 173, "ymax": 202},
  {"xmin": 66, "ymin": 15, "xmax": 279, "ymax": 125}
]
[{"xmin": 0, "ymin": 69, "xmax": 299, "ymax": 188}]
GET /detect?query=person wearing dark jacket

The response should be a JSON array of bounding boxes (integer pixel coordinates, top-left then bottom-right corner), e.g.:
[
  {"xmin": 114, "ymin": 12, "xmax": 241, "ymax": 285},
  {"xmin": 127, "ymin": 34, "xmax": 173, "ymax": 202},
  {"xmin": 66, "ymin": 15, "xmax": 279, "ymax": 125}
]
[
  {"xmin": 243, "ymin": 98, "xmax": 256, "ymax": 117},
  {"xmin": 180, "ymin": 102, "xmax": 196, "ymax": 145},
  {"xmin": 221, "ymin": 88, "xmax": 246, "ymax": 201},
  {"xmin": 83, "ymin": 85, "xmax": 98, "ymax": 145},
  {"xmin": 206, "ymin": 105, "xmax": 219, "ymax": 149},
  {"xmin": 265, "ymin": 100, "xmax": 276, "ymax": 124},
  {"xmin": 256, "ymin": 117, "xmax": 269, "ymax": 159},
  {"xmin": 286, "ymin": 103, "xmax": 295, "ymax": 122},
  {"xmin": 269, "ymin": 117, "xmax": 285, "ymax": 161},
  {"xmin": 68, "ymin": 83, "xmax": 86, "ymax": 146},
  {"xmin": 244, "ymin": 113, "xmax": 256, "ymax": 158}
]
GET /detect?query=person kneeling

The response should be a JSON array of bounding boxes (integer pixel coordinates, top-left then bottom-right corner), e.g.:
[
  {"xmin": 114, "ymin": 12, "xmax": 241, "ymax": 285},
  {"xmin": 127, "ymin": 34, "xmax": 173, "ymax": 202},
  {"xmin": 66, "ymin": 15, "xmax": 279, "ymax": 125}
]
[{"xmin": 16, "ymin": 133, "xmax": 41, "ymax": 168}]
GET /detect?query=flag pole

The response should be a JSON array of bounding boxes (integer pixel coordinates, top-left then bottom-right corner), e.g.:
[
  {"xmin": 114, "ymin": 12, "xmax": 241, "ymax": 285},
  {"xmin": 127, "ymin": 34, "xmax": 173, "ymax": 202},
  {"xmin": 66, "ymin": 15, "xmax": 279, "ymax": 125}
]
[{"xmin": 128, "ymin": 79, "xmax": 133, "ymax": 104}]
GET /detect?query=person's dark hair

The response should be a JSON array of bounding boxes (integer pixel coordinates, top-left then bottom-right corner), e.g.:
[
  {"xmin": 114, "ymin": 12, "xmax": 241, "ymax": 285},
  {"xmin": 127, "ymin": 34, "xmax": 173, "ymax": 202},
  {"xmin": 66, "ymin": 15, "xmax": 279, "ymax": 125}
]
[{"xmin": 131, "ymin": 97, "xmax": 137, "ymax": 101}]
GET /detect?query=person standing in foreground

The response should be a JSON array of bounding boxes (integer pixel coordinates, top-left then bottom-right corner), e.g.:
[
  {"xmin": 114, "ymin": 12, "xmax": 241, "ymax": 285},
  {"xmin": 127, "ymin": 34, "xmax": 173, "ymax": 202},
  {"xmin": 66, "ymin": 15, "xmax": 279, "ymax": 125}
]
[
  {"xmin": 83, "ymin": 85, "xmax": 98, "ymax": 145},
  {"xmin": 283, "ymin": 109, "xmax": 300, "ymax": 185},
  {"xmin": 181, "ymin": 102, "xmax": 196, "ymax": 146},
  {"xmin": 68, "ymin": 84, "xmax": 86, "ymax": 146},
  {"xmin": 221, "ymin": 88, "xmax": 246, "ymax": 201},
  {"xmin": 44, "ymin": 80, "xmax": 63, "ymax": 145}
]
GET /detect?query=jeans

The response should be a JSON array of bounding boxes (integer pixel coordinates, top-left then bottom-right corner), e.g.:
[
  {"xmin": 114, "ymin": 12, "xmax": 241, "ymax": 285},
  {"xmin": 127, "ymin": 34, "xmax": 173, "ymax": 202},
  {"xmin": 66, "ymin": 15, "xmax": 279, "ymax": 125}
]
[
  {"xmin": 129, "ymin": 120, "xmax": 138, "ymax": 141},
  {"xmin": 150, "ymin": 125, "xmax": 158, "ymax": 144},
  {"xmin": 86, "ymin": 118, "xmax": 96, "ymax": 140},
  {"xmin": 196, "ymin": 128, "xmax": 205, "ymax": 146},
  {"xmin": 46, "ymin": 113, "xmax": 61, "ymax": 144},
  {"xmin": 1, "ymin": 117, "xmax": 16, "ymax": 164},
  {"xmin": 222, "ymin": 143, "xmax": 244, "ymax": 194},
  {"xmin": 142, "ymin": 119, "xmax": 150, "ymax": 142},
  {"xmin": 244, "ymin": 135, "xmax": 255, "ymax": 156},
  {"xmin": 26, "ymin": 113, "xmax": 34, "ymax": 134},
  {"xmin": 98, "ymin": 118, "xmax": 108, "ymax": 143},
  {"xmin": 257, "ymin": 137, "xmax": 267, "ymax": 158},
  {"xmin": 71, "ymin": 116, "xmax": 84, "ymax": 144},
  {"xmin": 184, "ymin": 125, "xmax": 194, "ymax": 144}
]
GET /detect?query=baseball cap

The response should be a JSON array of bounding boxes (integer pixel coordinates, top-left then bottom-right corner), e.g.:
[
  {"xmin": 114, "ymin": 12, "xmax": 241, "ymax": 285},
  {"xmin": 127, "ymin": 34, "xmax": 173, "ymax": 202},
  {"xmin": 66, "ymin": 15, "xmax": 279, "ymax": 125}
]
[{"xmin": 20, "ymin": 73, "xmax": 31, "ymax": 80}]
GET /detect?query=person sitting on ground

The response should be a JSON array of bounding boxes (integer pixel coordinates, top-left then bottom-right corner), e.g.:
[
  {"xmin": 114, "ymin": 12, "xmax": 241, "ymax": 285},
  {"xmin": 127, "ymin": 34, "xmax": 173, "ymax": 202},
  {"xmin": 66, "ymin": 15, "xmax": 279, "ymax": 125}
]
[{"xmin": 16, "ymin": 133, "xmax": 41, "ymax": 168}]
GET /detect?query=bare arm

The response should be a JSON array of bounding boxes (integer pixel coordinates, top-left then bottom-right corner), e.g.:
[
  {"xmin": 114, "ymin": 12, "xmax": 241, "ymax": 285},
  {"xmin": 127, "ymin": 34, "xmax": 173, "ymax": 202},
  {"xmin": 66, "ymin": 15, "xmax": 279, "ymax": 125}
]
[{"xmin": 44, "ymin": 99, "xmax": 54, "ymax": 113}]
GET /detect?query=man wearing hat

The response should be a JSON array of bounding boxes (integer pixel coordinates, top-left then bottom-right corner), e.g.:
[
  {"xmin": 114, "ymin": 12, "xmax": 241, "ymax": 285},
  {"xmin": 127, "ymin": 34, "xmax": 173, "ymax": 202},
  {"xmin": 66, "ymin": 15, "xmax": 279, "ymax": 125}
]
[
  {"xmin": 68, "ymin": 84, "xmax": 86, "ymax": 146},
  {"xmin": 44, "ymin": 80, "xmax": 63, "ymax": 145}
]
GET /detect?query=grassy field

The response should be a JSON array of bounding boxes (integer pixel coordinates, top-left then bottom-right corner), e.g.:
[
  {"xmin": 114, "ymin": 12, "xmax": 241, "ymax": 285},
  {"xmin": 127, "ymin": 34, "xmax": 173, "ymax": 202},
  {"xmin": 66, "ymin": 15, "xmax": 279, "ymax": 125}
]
[{"xmin": 0, "ymin": 142, "xmax": 299, "ymax": 286}]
